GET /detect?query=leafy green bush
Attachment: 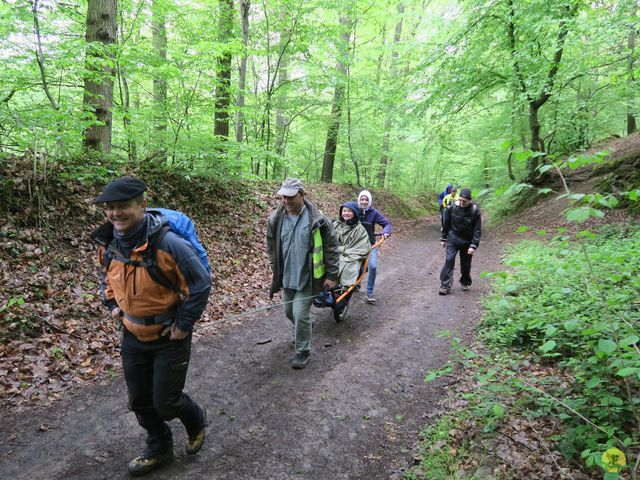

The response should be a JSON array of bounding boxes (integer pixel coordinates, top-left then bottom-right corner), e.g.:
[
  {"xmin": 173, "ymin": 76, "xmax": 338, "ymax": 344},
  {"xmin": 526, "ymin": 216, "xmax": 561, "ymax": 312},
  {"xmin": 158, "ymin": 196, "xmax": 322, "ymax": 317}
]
[{"xmin": 480, "ymin": 223, "xmax": 640, "ymax": 473}]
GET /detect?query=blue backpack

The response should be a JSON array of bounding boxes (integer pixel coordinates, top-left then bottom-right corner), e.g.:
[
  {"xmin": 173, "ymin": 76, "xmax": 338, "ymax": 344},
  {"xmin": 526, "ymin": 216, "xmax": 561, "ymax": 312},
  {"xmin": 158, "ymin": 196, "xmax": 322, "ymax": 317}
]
[{"xmin": 148, "ymin": 208, "xmax": 211, "ymax": 275}]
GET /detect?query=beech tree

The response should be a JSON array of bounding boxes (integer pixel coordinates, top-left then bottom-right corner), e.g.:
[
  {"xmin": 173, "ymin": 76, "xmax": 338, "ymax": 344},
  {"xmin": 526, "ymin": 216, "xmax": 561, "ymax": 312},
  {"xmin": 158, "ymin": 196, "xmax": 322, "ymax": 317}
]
[
  {"xmin": 626, "ymin": 1, "xmax": 638, "ymax": 135},
  {"xmin": 321, "ymin": 15, "xmax": 351, "ymax": 183},
  {"xmin": 378, "ymin": 3, "xmax": 404, "ymax": 188},
  {"xmin": 152, "ymin": 0, "xmax": 168, "ymax": 161},
  {"xmin": 214, "ymin": 0, "xmax": 234, "ymax": 141},
  {"xmin": 235, "ymin": 0, "xmax": 251, "ymax": 143},
  {"xmin": 518, "ymin": 1, "xmax": 581, "ymax": 179},
  {"xmin": 82, "ymin": 0, "xmax": 118, "ymax": 153}
]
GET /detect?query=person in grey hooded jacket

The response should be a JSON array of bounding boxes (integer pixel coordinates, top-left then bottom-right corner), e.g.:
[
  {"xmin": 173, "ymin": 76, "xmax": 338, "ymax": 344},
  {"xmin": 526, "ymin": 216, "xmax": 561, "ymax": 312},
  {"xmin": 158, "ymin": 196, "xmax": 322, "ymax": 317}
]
[{"xmin": 333, "ymin": 201, "xmax": 371, "ymax": 287}]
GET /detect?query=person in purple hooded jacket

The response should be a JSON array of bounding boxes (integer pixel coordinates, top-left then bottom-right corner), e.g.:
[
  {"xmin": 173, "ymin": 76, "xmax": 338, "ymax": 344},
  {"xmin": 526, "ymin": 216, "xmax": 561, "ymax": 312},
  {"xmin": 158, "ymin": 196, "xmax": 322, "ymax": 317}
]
[{"xmin": 357, "ymin": 190, "xmax": 392, "ymax": 304}]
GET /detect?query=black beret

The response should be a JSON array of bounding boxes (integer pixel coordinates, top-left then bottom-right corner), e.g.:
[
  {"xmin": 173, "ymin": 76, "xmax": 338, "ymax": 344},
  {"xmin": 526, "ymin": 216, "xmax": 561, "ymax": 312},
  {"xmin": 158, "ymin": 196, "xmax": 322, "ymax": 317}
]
[{"xmin": 94, "ymin": 177, "xmax": 147, "ymax": 203}]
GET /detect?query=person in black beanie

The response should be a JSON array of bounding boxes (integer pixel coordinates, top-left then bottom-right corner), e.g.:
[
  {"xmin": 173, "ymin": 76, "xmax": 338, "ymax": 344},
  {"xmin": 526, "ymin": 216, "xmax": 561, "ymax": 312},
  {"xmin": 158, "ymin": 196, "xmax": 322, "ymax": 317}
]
[{"xmin": 438, "ymin": 188, "xmax": 481, "ymax": 294}]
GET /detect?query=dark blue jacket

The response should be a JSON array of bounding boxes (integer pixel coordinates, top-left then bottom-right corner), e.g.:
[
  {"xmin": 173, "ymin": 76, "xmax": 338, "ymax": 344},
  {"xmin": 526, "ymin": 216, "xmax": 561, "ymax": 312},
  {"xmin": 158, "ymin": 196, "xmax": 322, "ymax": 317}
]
[
  {"xmin": 437, "ymin": 184, "xmax": 453, "ymax": 207},
  {"xmin": 358, "ymin": 207, "xmax": 392, "ymax": 245}
]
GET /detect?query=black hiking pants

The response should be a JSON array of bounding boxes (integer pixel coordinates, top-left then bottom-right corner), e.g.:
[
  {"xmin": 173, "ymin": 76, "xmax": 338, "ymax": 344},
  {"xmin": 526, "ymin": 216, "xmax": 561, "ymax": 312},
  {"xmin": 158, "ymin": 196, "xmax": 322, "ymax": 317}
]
[
  {"xmin": 121, "ymin": 329, "xmax": 204, "ymax": 455},
  {"xmin": 439, "ymin": 240, "xmax": 473, "ymax": 289}
]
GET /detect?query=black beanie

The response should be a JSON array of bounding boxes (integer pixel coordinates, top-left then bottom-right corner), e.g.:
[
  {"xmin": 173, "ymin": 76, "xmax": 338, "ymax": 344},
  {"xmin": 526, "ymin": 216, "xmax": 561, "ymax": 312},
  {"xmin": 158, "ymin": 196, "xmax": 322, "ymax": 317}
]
[{"xmin": 459, "ymin": 188, "xmax": 472, "ymax": 200}]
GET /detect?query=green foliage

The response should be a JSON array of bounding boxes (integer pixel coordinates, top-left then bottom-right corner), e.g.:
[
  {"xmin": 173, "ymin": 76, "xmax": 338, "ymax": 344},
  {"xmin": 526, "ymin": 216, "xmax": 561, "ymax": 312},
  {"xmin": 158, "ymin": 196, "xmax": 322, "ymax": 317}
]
[
  {"xmin": 1, "ymin": 0, "xmax": 636, "ymax": 197},
  {"xmin": 107, "ymin": 366, "xmax": 118, "ymax": 380},
  {"xmin": 404, "ymin": 415, "xmax": 469, "ymax": 480},
  {"xmin": 50, "ymin": 346, "xmax": 65, "ymax": 361},
  {"xmin": 0, "ymin": 296, "xmax": 39, "ymax": 338},
  {"xmin": 479, "ymin": 222, "xmax": 640, "ymax": 472},
  {"xmin": 479, "ymin": 148, "xmax": 635, "ymax": 225},
  {"xmin": 415, "ymin": 181, "xmax": 639, "ymax": 476}
]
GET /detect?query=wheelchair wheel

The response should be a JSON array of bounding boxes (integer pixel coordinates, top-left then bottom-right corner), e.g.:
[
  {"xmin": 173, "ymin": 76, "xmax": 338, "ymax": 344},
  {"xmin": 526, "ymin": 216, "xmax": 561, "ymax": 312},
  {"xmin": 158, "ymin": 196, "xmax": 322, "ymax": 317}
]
[{"xmin": 333, "ymin": 301, "xmax": 349, "ymax": 322}]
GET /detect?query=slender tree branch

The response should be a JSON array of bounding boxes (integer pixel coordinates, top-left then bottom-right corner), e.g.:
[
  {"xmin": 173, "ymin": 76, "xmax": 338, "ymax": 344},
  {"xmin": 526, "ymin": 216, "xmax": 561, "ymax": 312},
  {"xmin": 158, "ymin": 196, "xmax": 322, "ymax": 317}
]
[
  {"xmin": 2, "ymin": 89, "xmax": 17, "ymax": 103},
  {"xmin": 516, "ymin": 377, "xmax": 625, "ymax": 446},
  {"xmin": 32, "ymin": 0, "xmax": 59, "ymax": 110}
]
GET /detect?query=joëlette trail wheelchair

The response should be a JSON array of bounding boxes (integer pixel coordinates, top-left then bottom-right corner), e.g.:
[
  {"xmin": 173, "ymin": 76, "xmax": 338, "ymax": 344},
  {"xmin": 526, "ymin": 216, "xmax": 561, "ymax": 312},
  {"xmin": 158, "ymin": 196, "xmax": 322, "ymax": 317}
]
[{"xmin": 313, "ymin": 236, "xmax": 385, "ymax": 322}]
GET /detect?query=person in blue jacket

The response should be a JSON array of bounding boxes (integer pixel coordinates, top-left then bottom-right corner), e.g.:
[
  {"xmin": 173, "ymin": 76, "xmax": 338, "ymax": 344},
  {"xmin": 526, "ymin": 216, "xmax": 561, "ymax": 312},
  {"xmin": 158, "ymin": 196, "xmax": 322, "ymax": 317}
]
[
  {"xmin": 437, "ymin": 183, "xmax": 453, "ymax": 230},
  {"xmin": 357, "ymin": 190, "xmax": 392, "ymax": 304}
]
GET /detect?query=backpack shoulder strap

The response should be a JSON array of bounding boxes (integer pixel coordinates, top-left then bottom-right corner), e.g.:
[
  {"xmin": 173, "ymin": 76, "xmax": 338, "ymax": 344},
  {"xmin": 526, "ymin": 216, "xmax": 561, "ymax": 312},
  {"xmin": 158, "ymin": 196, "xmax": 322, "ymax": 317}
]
[
  {"xmin": 99, "ymin": 225, "xmax": 182, "ymax": 294},
  {"xmin": 143, "ymin": 225, "xmax": 183, "ymax": 293}
]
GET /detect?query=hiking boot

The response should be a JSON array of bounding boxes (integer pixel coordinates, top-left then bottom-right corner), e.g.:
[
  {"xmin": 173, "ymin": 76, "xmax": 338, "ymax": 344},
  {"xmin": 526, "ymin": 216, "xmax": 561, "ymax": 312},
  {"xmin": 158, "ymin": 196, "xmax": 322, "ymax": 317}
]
[
  {"xmin": 128, "ymin": 449, "xmax": 174, "ymax": 476},
  {"xmin": 438, "ymin": 287, "xmax": 450, "ymax": 295},
  {"xmin": 461, "ymin": 284, "xmax": 470, "ymax": 291},
  {"xmin": 366, "ymin": 295, "xmax": 376, "ymax": 304},
  {"xmin": 185, "ymin": 406, "xmax": 207, "ymax": 455},
  {"xmin": 291, "ymin": 351, "xmax": 310, "ymax": 369}
]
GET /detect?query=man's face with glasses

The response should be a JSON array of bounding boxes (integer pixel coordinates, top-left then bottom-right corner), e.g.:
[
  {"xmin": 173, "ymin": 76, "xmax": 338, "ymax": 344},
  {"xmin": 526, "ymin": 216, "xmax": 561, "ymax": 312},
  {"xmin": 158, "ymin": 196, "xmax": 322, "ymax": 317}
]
[{"xmin": 458, "ymin": 197, "xmax": 471, "ymax": 207}]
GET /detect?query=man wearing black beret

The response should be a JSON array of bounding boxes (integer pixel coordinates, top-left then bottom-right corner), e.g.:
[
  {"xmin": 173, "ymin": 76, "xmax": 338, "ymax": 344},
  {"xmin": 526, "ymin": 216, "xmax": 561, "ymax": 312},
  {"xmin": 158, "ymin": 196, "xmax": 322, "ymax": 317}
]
[
  {"xmin": 439, "ymin": 188, "xmax": 482, "ymax": 295},
  {"xmin": 91, "ymin": 177, "xmax": 211, "ymax": 476}
]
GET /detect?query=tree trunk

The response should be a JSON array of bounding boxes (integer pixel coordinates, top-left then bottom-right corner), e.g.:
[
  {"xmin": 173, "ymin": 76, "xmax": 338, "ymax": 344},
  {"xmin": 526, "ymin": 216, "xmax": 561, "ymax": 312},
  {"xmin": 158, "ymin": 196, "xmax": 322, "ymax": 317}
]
[
  {"xmin": 507, "ymin": 0, "xmax": 578, "ymax": 180},
  {"xmin": 274, "ymin": 54, "xmax": 289, "ymax": 158},
  {"xmin": 235, "ymin": 0, "xmax": 250, "ymax": 143},
  {"xmin": 116, "ymin": 60, "xmax": 136, "ymax": 162},
  {"xmin": 378, "ymin": 116, "xmax": 393, "ymax": 187},
  {"xmin": 272, "ymin": 53, "xmax": 288, "ymax": 179},
  {"xmin": 152, "ymin": 0, "xmax": 168, "ymax": 162},
  {"xmin": 628, "ymin": 115, "xmax": 638, "ymax": 136},
  {"xmin": 346, "ymin": 27, "xmax": 361, "ymax": 187},
  {"xmin": 378, "ymin": 3, "xmax": 404, "ymax": 188},
  {"xmin": 482, "ymin": 153, "xmax": 490, "ymax": 189},
  {"xmin": 375, "ymin": 24, "xmax": 387, "ymax": 87},
  {"xmin": 251, "ymin": 60, "xmax": 260, "ymax": 176},
  {"xmin": 116, "ymin": 5, "xmax": 142, "ymax": 162},
  {"xmin": 527, "ymin": 99, "xmax": 545, "ymax": 178},
  {"xmin": 82, "ymin": 0, "xmax": 117, "ymax": 153},
  {"xmin": 320, "ymin": 85, "xmax": 346, "ymax": 183},
  {"xmin": 627, "ymin": 10, "xmax": 637, "ymax": 135},
  {"xmin": 525, "ymin": 3, "xmax": 577, "ymax": 181},
  {"xmin": 506, "ymin": 87, "xmax": 517, "ymax": 180},
  {"xmin": 321, "ymin": 16, "xmax": 350, "ymax": 183},
  {"xmin": 628, "ymin": 115, "xmax": 638, "ymax": 137},
  {"xmin": 214, "ymin": 0, "xmax": 234, "ymax": 140}
]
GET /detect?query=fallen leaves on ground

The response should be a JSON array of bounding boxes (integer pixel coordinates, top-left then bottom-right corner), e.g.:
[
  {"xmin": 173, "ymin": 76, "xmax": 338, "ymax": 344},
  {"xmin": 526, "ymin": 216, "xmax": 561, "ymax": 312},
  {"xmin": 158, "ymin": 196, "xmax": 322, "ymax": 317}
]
[{"xmin": 0, "ymin": 161, "xmax": 420, "ymax": 413}]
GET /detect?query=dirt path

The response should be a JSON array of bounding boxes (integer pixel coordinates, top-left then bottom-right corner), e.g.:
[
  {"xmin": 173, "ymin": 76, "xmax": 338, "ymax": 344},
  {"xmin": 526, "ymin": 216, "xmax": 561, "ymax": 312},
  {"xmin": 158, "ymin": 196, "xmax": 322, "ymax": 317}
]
[{"xmin": 0, "ymin": 219, "xmax": 500, "ymax": 480}]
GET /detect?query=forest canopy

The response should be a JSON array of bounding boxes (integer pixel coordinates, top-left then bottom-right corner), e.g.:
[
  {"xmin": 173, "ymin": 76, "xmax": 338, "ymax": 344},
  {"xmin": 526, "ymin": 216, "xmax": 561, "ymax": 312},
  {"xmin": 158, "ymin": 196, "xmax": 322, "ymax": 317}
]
[{"xmin": 0, "ymin": 0, "xmax": 638, "ymax": 194}]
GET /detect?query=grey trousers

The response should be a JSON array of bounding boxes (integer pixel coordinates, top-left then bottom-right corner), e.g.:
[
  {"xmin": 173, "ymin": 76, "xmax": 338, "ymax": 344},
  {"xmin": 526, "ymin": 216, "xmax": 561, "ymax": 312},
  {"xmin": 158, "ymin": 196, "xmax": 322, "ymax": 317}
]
[{"xmin": 282, "ymin": 287, "xmax": 313, "ymax": 354}]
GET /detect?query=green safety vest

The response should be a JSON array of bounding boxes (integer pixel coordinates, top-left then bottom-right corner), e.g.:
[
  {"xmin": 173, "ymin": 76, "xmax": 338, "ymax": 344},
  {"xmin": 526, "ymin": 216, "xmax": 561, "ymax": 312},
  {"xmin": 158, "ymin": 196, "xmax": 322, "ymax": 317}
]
[{"xmin": 312, "ymin": 229, "xmax": 325, "ymax": 279}]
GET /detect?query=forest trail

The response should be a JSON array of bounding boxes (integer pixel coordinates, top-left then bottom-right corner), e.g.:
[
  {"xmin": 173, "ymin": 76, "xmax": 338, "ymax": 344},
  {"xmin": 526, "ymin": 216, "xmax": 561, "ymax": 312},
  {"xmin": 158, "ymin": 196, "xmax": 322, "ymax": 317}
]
[{"xmin": 0, "ymin": 218, "xmax": 500, "ymax": 480}]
